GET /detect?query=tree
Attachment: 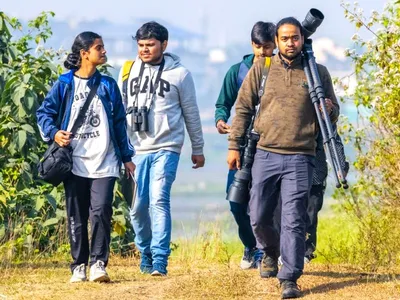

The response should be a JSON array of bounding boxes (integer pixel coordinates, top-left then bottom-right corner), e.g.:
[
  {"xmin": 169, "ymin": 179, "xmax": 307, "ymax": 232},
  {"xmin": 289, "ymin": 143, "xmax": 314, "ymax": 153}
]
[
  {"xmin": 0, "ymin": 12, "xmax": 134, "ymax": 260},
  {"xmin": 335, "ymin": 0, "xmax": 400, "ymax": 271}
]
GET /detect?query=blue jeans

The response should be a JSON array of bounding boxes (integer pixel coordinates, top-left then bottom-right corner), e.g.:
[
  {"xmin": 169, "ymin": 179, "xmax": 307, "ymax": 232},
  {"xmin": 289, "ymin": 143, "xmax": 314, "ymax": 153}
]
[
  {"xmin": 226, "ymin": 169, "xmax": 257, "ymax": 250},
  {"xmin": 129, "ymin": 150, "xmax": 180, "ymax": 268}
]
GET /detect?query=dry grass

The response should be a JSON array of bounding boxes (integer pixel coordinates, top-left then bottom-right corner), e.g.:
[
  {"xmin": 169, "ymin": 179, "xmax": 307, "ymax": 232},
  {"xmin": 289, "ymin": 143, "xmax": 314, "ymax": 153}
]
[{"xmin": 0, "ymin": 256, "xmax": 399, "ymax": 300}]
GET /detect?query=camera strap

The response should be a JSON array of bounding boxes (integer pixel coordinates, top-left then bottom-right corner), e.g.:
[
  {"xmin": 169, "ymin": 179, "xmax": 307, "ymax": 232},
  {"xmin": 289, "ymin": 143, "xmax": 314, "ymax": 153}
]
[
  {"xmin": 147, "ymin": 58, "xmax": 165, "ymax": 110},
  {"xmin": 132, "ymin": 60, "xmax": 147, "ymax": 109},
  {"xmin": 130, "ymin": 58, "xmax": 165, "ymax": 110}
]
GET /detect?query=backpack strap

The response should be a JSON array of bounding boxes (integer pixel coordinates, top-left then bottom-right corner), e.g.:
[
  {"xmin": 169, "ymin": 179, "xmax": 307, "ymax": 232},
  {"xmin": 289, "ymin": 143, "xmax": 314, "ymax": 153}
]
[
  {"xmin": 257, "ymin": 57, "xmax": 272, "ymax": 101},
  {"xmin": 237, "ymin": 61, "xmax": 250, "ymax": 90},
  {"xmin": 122, "ymin": 60, "xmax": 135, "ymax": 107},
  {"xmin": 253, "ymin": 57, "xmax": 272, "ymax": 122}
]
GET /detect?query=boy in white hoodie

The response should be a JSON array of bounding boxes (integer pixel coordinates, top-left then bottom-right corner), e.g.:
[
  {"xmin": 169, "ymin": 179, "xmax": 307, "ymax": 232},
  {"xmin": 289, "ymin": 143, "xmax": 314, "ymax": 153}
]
[{"xmin": 118, "ymin": 22, "xmax": 205, "ymax": 276}]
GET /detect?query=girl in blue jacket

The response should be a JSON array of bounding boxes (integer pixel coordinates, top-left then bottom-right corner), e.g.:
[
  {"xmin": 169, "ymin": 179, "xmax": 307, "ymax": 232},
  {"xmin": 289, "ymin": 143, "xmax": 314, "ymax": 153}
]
[{"xmin": 36, "ymin": 31, "xmax": 135, "ymax": 283}]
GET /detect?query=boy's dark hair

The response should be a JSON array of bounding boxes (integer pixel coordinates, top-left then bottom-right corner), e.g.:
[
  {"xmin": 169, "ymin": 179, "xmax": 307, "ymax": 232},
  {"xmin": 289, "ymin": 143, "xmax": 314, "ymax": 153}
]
[
  {"xmin": 251, "ymin": 21, "xmax": 276, "ymax": 45},
  {"xmin": 64, "ymin": 31, "xmax": 101, "ymax": 70},
  {"xmin": 275, "ymin": 17, "xmax": 304, "ymax": 37},
  {"xmin": 135, "ymin": 21, "xmax": 169, "ymax": 43}
]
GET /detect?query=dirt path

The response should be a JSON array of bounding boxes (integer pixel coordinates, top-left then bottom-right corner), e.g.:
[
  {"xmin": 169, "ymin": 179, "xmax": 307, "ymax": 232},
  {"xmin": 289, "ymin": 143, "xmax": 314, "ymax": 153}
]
[{"xmin": 0, "ymin": 257, "xmax": 399, "ymax": 299}]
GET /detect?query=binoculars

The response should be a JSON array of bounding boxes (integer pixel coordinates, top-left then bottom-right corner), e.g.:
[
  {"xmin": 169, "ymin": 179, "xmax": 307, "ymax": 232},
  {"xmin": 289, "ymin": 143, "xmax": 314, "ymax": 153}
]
[{"xmin": 131, "ymin": 106, "xmax": 149, "ymax": 132}]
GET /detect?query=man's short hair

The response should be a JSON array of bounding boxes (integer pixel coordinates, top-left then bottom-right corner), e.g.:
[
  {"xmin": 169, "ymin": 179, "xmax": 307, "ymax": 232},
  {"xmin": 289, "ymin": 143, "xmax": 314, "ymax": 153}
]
[
  {"xmin": 135, "ymin": 21, "xmax": 169, "ymax": 43},
  {"xmin": 275, "ymin": 17, "xmax": 304, "ymax": 37},
  {"xmin": 251, "ymin": 21, "xmax": 276, "ymax": 45}
]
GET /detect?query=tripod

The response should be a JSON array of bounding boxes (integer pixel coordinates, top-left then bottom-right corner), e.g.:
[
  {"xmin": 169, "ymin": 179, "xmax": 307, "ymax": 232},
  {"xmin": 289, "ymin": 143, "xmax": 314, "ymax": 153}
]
[{"xmin": 302, "ymin": 39, "xmax": 349, "ymax": 189}]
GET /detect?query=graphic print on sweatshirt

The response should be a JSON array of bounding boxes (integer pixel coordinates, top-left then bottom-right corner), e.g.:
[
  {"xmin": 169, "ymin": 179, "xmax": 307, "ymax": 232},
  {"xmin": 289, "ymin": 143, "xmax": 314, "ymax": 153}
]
[
  {"xmin": 67, "ymin": 76, "xmax": 119, "ymax": 178},
  {"xmin": 118, "ymin": 53, "xmax": 204, "ymax": 155}
]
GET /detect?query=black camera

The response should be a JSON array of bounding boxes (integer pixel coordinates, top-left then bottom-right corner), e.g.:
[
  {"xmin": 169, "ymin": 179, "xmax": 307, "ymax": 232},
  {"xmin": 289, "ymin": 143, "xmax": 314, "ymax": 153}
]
[
  {"xmin": 226, "ymin": 130, "xmax": 259, "ymax": 204},
  {"xmin": 130, "ymin": 105, "xmax": 149, "ymax": 132}
]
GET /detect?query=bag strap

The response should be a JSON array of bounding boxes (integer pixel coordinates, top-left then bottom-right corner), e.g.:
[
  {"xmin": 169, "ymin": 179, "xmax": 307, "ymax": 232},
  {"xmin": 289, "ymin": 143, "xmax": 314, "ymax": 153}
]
[
  {"xmin": 237, "ymin": 61, "xmax": 250, "ymax": 90},
  {"xmin": 252, "ymin": 57, "xmax": 272, "ymax": 123},
  {"xmin": 70, "ymin": 75, "xmax": 100, "ymax": 135},
  {"xmin": 257, "ymin": 57, "xmax": 272, "ymax": 102},
  {"xmin": 122, "ymin": 60, "xmax": 135, "ymax": 106}
]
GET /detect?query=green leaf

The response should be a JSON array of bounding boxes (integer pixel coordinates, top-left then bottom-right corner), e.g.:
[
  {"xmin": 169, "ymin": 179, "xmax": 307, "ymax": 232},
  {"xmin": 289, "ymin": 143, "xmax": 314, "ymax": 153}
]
[
  {"xmin": 113, "ymin": 214, "xmax": 126, "ymax": 226},
  {"xmin": 16, "ymin": 130, "xmax": 27, "ymax": 150},
  {"xmin": 45, "ymin": 194, "xmax": 57, "ymax": 211},
  {"xmin": 21, "ymin": 124, "xmax": 36, "ymax": 134},
  {"xmin": 12, "ymin": 85, "xmax": 26, "ymax": 105},
  {"xmin": 23, "ymin": 90, "xmax": 37, "ymax": 112},
  {"xmin": 23, "ymin": 73, "xmax": 31, "ymax": 84},
  {"xmin": 2, "ymin": 122, "xmax": 18, "ymax": 129},
  {"xmin": 42, "ymin": 218, "xmax": 59, "ymax": 227},
  {"xmin": 35, "ymin": 196, "xmax": 45, "ymax": 211},
  {"xmin": 51, "ymin": 187, "xmax": 63, "ymax": 204},
  {"xmin": 26, "ymin": 224, "xmax": 33, "ymax": 234}
]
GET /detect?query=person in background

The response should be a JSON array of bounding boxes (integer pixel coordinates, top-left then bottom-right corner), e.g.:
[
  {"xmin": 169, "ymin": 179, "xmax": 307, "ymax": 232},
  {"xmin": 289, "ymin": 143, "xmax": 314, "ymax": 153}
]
[{"xmin": 214, "ymin": 21, "xmax": 276, "ymax": 269}]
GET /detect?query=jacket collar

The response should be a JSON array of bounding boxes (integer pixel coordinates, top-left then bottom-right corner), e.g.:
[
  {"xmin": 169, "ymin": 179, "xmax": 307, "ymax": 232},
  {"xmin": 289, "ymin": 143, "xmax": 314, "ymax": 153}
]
[
  {"xmin": 274, "ymin": 53, "xmax": 303, "ymax": 69},
  {"xmin": 59, "ymin": 69, "xmax": 101, "ymax": 87}
]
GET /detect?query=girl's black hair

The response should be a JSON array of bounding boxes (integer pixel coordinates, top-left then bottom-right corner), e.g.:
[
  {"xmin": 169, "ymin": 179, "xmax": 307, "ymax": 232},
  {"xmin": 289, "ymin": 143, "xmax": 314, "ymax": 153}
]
[{"xmin": 64, "ymin": 31, "xmax": 102, "ymax": 70}]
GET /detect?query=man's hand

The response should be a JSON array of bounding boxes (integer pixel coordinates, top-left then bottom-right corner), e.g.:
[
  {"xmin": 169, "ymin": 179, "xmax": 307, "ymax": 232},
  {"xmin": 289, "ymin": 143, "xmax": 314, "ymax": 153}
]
[
  {"xmin": 227, "ymin": 150, "xmax": 240, "ymax": 170},
  {"xmin": 124, "ymin": 161, "xmax": 136, "ymax": 179},
  {"xmin": 54, "ymin": 130, "xmax": 72, "ymax": 147},
  {"xmin": 319, "ymin": 98, "xmax": 334, "ymax": 116},
  {"xmin": 216, "ymin": 120, "xmax": 231, "ymax": 134},
  {"xmin": 192, "ymin": 155, "xmax": 205, "ymax": 169}
]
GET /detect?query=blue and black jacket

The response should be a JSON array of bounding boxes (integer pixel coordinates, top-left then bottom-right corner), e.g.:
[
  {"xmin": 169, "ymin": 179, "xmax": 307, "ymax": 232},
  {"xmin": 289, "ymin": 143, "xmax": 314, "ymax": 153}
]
[{"xmin": 36, "ymin": 70, "xmax": 134, "ymax": 164}]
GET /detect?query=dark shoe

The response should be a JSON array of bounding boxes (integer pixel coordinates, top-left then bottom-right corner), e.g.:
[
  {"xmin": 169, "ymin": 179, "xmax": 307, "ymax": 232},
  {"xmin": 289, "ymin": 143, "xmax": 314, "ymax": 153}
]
[
  {"xmin": 304, "ymin": 253, "xmax": 316, "ymax": 264},
  {"xmin": 151, "ymin": 263, "xmax": 167, "ymax": 276},
  {"xmin": 140, "ymin": 253, "xmax": 153, "ymax": 274},
  {"xmin": 281, "ymin": 280, "xmax": 302, "ymax": 299},
  {"xmin": 259, "ymin": 253, "xmax": 278, "ymax": 278}
]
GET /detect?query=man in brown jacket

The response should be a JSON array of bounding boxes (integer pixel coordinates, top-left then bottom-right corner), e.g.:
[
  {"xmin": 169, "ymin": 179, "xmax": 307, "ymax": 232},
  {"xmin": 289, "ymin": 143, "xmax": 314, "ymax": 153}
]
[{"xmin": 227, "ymin": 17, "xmax": 339, "ymax": 299}]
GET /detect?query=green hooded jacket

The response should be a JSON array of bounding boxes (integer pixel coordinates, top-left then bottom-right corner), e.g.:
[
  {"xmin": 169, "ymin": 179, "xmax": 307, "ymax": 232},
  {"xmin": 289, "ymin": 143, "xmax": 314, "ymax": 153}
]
[{"xmin": 214, "ymin": 54, "xmax": 254, "ymax": 124}]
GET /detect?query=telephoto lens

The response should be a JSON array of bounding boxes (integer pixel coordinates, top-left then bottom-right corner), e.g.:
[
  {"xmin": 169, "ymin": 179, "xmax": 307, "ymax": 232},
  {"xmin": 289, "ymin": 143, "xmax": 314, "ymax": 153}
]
[
  {"xmin": 139, "ymin": 106, "xmax": 149, "ymax": 132},
  {"xmin": 302, "ymin": 8, "xmax": 324, "ymax": 39},
  {"xmin": 226, "ymin": 132, "xmax": 259, "ymax": 204}
]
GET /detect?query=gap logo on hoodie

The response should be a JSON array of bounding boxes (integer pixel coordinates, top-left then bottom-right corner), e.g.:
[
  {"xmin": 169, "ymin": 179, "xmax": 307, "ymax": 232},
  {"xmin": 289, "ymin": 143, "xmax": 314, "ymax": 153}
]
[
  {"xmin": 130, "ymin": 76, "xmax": 170, "ymax": 98},
  {"xmin": 118, "ymin": 52, "xmax": 204, "ymax": 156}
]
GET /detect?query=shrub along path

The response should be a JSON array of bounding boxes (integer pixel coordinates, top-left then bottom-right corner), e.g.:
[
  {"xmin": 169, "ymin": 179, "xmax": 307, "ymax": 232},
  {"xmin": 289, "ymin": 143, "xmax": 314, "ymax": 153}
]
[{"xmin": 0, "ymin": 256, "xmax": 399, "ymax": 299}]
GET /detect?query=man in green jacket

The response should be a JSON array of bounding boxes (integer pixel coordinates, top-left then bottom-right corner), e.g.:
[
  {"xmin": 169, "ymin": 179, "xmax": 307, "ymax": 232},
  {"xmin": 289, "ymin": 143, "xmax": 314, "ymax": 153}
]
[{"xmin": 214, "ymin": 21, "xmax": 275, "ymax": 269}]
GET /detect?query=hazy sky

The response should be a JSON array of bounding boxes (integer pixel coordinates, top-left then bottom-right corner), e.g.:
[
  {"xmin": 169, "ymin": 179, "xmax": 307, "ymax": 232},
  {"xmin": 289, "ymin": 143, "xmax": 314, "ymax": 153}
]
[{"xmin": 2, "ymin": 0, "xmax": 387, "ymax": 46}]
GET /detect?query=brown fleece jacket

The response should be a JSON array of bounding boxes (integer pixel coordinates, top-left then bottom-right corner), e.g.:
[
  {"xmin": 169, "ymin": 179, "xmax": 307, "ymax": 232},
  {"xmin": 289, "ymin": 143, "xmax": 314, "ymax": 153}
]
[{"xmin": 228, "ymin": 54, "xmax": 339, "ymax": 156}]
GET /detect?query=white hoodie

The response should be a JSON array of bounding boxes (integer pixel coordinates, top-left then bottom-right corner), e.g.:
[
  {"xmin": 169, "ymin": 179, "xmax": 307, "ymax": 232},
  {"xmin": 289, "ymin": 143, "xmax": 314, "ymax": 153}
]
[{"xmin": 118, "ymin": 53, "xmax": 204, "ymax": 155}]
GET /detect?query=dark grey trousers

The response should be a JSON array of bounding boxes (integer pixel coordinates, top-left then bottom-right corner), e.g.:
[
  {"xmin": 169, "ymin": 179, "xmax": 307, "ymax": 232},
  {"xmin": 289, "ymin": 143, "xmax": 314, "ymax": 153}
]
[
  {"xmin": 249, "ymin": 149, "xmax": 314, "ymax": 282},
  {"xmin": 64, "ymin": 174, "xmax": 116, "ymax": 272}
]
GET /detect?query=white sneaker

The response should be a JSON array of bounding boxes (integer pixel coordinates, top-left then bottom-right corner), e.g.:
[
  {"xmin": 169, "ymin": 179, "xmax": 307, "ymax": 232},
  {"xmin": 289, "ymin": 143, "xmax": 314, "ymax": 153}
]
[
  {"xmin": 89, "ymin": 260, "xmax": 110, "ymax": 282},
  {"xmin": 278, "ymin": 256, "xmax": 283, "ymax": 266},
  {"xmin": 70, "ymin": 263, "xmax": 86, "ymax": 283}
]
